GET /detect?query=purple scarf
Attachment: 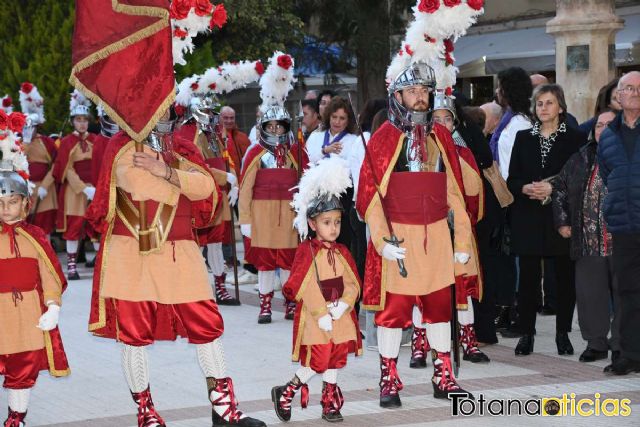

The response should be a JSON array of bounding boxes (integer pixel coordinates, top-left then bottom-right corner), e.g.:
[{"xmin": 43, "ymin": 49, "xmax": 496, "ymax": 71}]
[
  {"xmin": 489, "ymin": 108, "xmax": 514, "ymax": 164},
  {"xmin": 322, "ymin": 130, "xmax": 348, "ymax": 158}
]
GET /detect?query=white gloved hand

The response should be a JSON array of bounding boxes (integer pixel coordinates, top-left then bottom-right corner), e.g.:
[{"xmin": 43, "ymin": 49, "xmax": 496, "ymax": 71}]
[
  {"xmin": 317, "ymin": 314, "xmax": 333, "ymax": 332},
  {"xmin": 227, "ymin": 186, "xmax": 239, "ymax": 206},
  {"xmin": 381, "ymin": 243, "xmax": 406, "ymax": 261},
  {"xmin": 83, "ymin": 186, "xmax": 96, "ymax": 201},
  {"xmin": 226, "ymin": 172, "xmax": 237, "ymax": 187},
  {"xmin": 37, "ymin": 186, "xmax": 48, "ymax": 200},
  {"xmin": 37, "ymin": 304, "xmax": 60, "ymax": 331},
  {"xmin": 328, "ymin": 301, "xmax": 350, "ymax": 321},
  {"xmin": 454, "ymin": 252, "xmax": 470, "ymax": 264},
  {"xmin": 240, "ymin": 224, "xmax": 251, "ymax": 238}
]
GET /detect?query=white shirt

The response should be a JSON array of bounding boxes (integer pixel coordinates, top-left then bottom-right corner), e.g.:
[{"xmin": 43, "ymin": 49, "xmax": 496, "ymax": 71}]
[{"xmin": 497, "ymin": 114, "xmax": 532, "ymax": 180}]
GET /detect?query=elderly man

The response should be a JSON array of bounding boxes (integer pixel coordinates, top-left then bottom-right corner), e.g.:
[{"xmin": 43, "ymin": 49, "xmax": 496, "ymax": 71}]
[
  {"xmin": 598, "ymin": 71, "xmax": 640, "ymax": 375},
  {"xmin": 220, "ymin": 106, "xmax": 251, "ymax": 177},
  {"xmin": 530, "ymin": 74, "xmax": 549, "ymax": 88},
  {"xmin": 480, "ymin": 102, "xmax": 503, "ymax": 138}
]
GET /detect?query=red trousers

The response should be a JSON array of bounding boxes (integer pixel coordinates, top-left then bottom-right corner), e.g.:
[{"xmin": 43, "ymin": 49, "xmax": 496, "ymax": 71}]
[
  {"xmin": 0, "ymin": 349, "xmax": 46, "ymax": 389},
  {"xmin": 299, "ymin": 341, "xmax": 352, "ymax": 373},
  {"xmin": 374, "ymin": 287, "xmax": 452, "ymax": 329},
  {"xmin": 63, "ymin": 215, "xmax": 98, "ymax": 241},
  {"xmin": 114, "ymin": 299, "xmax": 224, "ymax": 346}
]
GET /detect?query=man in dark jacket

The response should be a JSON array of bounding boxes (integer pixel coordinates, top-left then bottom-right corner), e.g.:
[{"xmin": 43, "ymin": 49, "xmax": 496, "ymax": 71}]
[{"xmin": 598, "ymin": 71, "xmax": 640, "ymax": 375}]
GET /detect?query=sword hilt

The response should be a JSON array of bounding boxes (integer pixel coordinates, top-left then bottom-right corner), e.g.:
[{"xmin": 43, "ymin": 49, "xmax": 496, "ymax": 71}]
[{"xmin": 383, "ymin": 235, "xmax": 408, "ymax": 278}]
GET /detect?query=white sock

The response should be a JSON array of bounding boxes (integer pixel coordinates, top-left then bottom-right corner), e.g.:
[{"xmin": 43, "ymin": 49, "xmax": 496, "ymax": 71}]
[
  {"xmin": 412, "ymin": 305, "xmax": 427, "ymax": 328},
  {"xmin": 197, "ymin": 339, "xmax": 227, "ymax": 379},
  {"xmin": 7, "ymin": 389, "xmax": 30, "ymax": 413},
  {"xmin": 93, "ymin": 241, "xmax": 100, "ymax": 251},
  {"xmin": 66, "ymin": 240, "xmax": 79, "ymax": 253},
  {"xmin": 322, "ymin": 369, "xmax": 338, "ymax": 384},
  {"xmin": 457, "ymin": 296, "xmax": 474, "ymax": 326},
  {"xmin": 258, "ymin": 270, "xmax": 276, "ymax": 294},
  {"xmin": 295, "ymin": 366, "xmax": 316, "ymax": 384},
  {"xmin": 279, "ymin": 269, "xmax": 291, "ymax": 289},
  {"xmin": 207, "ymin": 243, "xmax": 225, "ymax": 277},
  {"xmin": 377, "ymin": 326, "xmax": 402, "ymax": 358},
  {"xmin": 426, "ymin": 322, "xmax": 451, "ymax": 353},
  {"xmin": 121, "ymin": 345, "xmax": 149, "ymax": 393}
]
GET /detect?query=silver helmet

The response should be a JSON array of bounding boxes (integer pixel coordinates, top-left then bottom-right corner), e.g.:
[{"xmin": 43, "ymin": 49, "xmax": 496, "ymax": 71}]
[
  {"xmin": 432, "ymin": 92, "xmax": 458, "ymax": 128},
  {"xmin": 0, "ymin": 166, "xmax": 29, "ymax": 198},
  {"xmin": 21, "ymin": 113, "xmax": 40, "ymax": 144},
  {"xmin": 186, "ymin": 96, "xmax": 220, "ymax": 130},
  {"xmin": 70, "ymin": 104, "xmax": 91, "ymax": 118},
  {"xmin": 144, "ymin": 118, "xmax": 175, "ymax": 153},
  {"xmin": 99, "ymin": 114, "xmax": 120, "ymax": 138},
  {"xmin": 388, "ymin": 62, "xmax": 436, "ymax": 131},
  {"xmin": 258, "ymin": 105, "xmax": 292, "ymax": 154},
  {"xmin": 307, "ymin": 194, "xmax": 343, "ymax": 219}
]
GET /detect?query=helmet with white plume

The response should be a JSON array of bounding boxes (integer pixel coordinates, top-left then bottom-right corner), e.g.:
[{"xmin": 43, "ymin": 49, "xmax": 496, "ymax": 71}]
[{"xmin": 0, "ymin": 110, "xmax": 30, "ymax": 197}]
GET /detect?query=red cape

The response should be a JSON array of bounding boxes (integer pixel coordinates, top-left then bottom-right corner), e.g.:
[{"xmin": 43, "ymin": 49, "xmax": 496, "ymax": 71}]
[
  {"xmin": 282, "ymin": 240, "xmax": 363, "ymax": 362},
  {"xmin": 355, "ymin": 121, "xmax": 466, "ymax": 310},
  {"xmin": 12, "ymin": 222, "xmax": 70, "ymax": 376},
  {"xmin": 91, "ymin": 134, "xmax": 111, "ymax": 186},
  {"xmin": 86, "ymin": 131, "xmax": 221, "ymax": 337}
]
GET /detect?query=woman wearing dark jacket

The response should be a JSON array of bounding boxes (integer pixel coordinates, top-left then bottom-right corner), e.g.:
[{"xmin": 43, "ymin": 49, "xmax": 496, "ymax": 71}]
[
  {"xmin": 552, "ymin": 109, "xmax": 620, "ymax": 366},
  {"xmin": 507, "ymin": 84, "xmax": 587, "ymax": 356}
]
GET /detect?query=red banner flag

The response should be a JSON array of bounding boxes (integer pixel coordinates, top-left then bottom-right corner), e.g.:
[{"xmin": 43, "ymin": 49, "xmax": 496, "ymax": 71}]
[{"xmin": 69, "ymin": 0, "xmax": 175, "ymax": 141}]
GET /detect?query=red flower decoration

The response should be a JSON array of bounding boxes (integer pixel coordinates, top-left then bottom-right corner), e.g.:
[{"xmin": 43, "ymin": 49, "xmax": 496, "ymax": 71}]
[
  {"xmin": 193, "ymin": 0, "xmax": 213, "ymax": 17},
  {"xmin": 467, "ymin": 0, "xmax": 484, "ymax": 10},
  {"xmin": 169, "ymin": 0, "xmax": 192, "ymax": 20},
  {"xmin": 173, "ymin": 27, "xmax": 188, "ymax": 39},
  {"xmin": 425, "ymin": 35, "xmax": 436, "ymax": 43},
  {"xmin": 209, "ymin": 4, "xmax": 227, "ymax": 29},
  {"xmin": 277, "ymin": 54, "xmax": 293, "ymax": 70},
  {"xmin": 445, "ymin": 87, "xmax": 453, "ymax": 96},
  {"xmin": 418, "ymin": 0, "xmax": 440, "ymax": 13},
  {"xmin": 190, "ymin": 82, "xmax": 199, "ymax": 91},
  {"xmin": 20, "ymin": 82, "xmax": 34, "ymax": 94},
  {"xmin": 404, "ymin": 44, "xmax": 414, "ymax": 56},
  {"xmin": 2, "ymin": 97, "xmax": 11, "ymax": 108},
  {"xmin": 208, "ymin": 83, "xmax": 217, "ymax": 90},
  {"xmin": 18, "ymin": 170, "xmax": 30, "ymax": 181},
  {"xmin": 445, "ymin": 52, "xmax": 454, "ymax": 65},
  {"xmin": 174, "ymin": 103, "xmax": 186, "ymax": 117},
  {"xmin": 8, "ymin": 112, "xmax": 26, "ymax": 133},
  {"xmin": 444, "ymin": 38, "xmax": 454, "ymax": 53},
  {"xmin": 0, "ymin": 110, "xmax": 8, "ymax": 130},
  {"xmin": 444, "ymin": 0, "xmax": 461, "ymax": 6},
  {"xmin": 255, "ymin": 61, "xmax": 265, "ymax": 75}
]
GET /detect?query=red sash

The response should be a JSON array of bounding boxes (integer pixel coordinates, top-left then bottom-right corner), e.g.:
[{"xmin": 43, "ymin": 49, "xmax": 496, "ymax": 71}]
[
  {"xmin": 319, "ymin": 276, "xmax": 344, "ymax": 304},
  {"xmin": 73, "ymin": 159, "xmax": 93, "ymax": 183},
  {"xmin": 385, "ymin": 172, "xmax": 448, "ymax": 225},
  {"xmin": 205, "ymin": 157, "xmax": 226, "ymax": 172},
  {"xmin": 0, "ymin": 258, "xmax": 40, "ymax": 293},
  {"xmin": 253, "ymin": 168, "xmax": 298, "ymax": 201},
  {"xmin": 112, "ymin": 191, "xmax": 193, "ymax": 241},
  {"xmin": 29, "ymin": 163, "xmax": 50, "ymax": 182}
]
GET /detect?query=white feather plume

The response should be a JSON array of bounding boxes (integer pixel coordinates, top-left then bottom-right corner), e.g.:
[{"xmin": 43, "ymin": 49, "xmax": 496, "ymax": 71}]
[
  {"xmin": 19, "ymin": 84, "xmax": 45, "ymax": 124},
  {"xmin": 0, "ymin": 131, "xmax": 29, "ymax": 177},
  {"xmin": 69, "ymin": 89, "xmax": 91, "ymax": 112},
  {"xmin": 175, "ymin": 75, "xmax": 200, "ymax": 107},
  {"xmin": 291, "ymin": 155, "xmax": 352, "ymax": 239},
  {"xmin": 259, "ymin": 51, "xmax": 296, "ymax": 112},
  {"xmin": 196, "ymin": 60, "xmax": 263, "ymax": 96}
]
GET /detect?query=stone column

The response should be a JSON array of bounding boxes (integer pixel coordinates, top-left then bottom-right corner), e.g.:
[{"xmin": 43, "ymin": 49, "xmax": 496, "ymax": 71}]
[{"xmin": 546, "ymin": 0, "xmax": 623, "ymax": 122}]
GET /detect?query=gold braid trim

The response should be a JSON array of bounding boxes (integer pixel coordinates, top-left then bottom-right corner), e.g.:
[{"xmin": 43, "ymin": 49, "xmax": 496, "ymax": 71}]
[{"xmin": 69, "ymin": 1, "xmax": 174, "ymax": 142}]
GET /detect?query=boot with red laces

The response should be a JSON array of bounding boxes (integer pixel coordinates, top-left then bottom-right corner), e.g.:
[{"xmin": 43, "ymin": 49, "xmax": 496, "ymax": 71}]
[
  {"xmin": 284, "ymin": 299, "xmax": 296, "ymax": 320},
  {"xmin": 409, "ymin": 327, "xmax": 430, "ymax": 368},
  {"xmin": 67, "ymin": 252, "xmax": 80, "ymax": 280},
  {"xmin": 321, "ymin": 382, "xmax": 344, "ymax": 423},
  {"xmin": 4, "ymin": 408, "xmax": 26, "ymax": 427},
  {"xmin": 131, "ymin": 387, "xmax": 166, "ymax": 427},
  {"xmin": 271, "ymin": 375, "xmax": 309, "ymax": 422},
  {"xmin": 208, "ymin": 377, "xmax": 266, "ymax": 426},
  {"xmin": 258, "ymin": 292, "xmax": 273, "ymax": 324},
  {"xmin": 431, "ymin": 352, "xmax": 473, "ymax": 399},
  {"xmin": 215, "ymin": 274, "xmax": 240, "ymax": 306},
  {"xmin": 460, "ymin": 324, "xmax": 490, "ymax": 363},
  {"xmin": 379, "ymin": 356, "xmax": 403, "ymax": 408}
]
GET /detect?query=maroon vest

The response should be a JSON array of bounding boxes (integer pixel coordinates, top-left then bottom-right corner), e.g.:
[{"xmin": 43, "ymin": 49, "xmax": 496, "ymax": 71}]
[
  {"xmin": 29, "ymin": 162, "xmax": 49, "ymax": 182},
  {"xmin": 253, "ymin": 168, "xmax": 298, "ymax": 201},
  {"xmin": 0, "ymin": 258, "xmax": 40, "ymax": 293},
  {"xmin": 384, "ymin": 171, "xmax": 448, "ymax": 225},
  {"xmin": 73, "ymin": 159, "xmax": 93, "ymax": 183}
]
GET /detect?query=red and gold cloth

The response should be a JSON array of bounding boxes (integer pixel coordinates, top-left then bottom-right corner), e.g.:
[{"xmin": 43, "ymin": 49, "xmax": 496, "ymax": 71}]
[{"xmin": 70, "ymin": 0, "xmax": 175, "ymax": 141}]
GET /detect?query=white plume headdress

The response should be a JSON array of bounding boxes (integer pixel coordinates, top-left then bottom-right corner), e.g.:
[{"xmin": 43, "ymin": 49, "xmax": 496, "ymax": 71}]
[
  {"xmin": 259, "ymin": 51, "xmax": 296, "ymax": 112},
  {"xmin": 291, "ymin": 155, "xmax": 351, "ymax": 239},
  {"xmin": 170, "ymin": 1, "xmax": 227, "ymax": 66},
  {"xmin": 69, "ymin": 89, "xmax": 92, "ymax": 116},
  {"xmin": 0, "ymin": 111, "xmax": 30, "ymax": 180},
  {"xmin": 18, "ymin": 82, "xmax": 45, "ymax": 125}
]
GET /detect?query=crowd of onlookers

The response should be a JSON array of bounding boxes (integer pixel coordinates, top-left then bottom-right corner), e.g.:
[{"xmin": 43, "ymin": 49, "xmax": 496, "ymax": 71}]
[{"xmin": 220, "ymin": 69, "xmax": 640, "ymax": 375}]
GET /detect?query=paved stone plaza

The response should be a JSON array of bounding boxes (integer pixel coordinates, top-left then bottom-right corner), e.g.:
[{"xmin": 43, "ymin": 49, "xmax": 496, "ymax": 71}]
[{"xmin": 10, "ymin": 255, "xmax": 640, "ymax": 427}]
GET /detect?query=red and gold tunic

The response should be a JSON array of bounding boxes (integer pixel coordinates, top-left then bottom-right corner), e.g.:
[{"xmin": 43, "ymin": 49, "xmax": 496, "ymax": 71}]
[
  {"xmin": 24, "ymin": 134, "xmax": 58, "ymax": 234},
  {"xmin": 356, "ymin": 121, "xmax": 477, "ymax": 311},
  {"xmin": 0, "ymin": 222, "xmax": 69, "ymax": 376}
]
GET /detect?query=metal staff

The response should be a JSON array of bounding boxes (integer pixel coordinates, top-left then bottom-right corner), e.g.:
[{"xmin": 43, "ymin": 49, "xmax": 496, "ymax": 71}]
[
  {"xmin": 447, "ymin": 210, "xmax": 460, "ymax": 376},
  {"xmin": 347, "ymin": 93, "xmax": 407, "ymax": 277},
  {"xmin": 295, "ymin": 100, "xmax": 304, "ymax": 181},
  {"xmin": 214, "ymin": 126, "xmax": 241, "ymax": 303}
]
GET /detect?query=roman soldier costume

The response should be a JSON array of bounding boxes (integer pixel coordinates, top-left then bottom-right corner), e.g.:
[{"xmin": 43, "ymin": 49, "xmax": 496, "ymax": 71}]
[
  {"xmin": 239, "ymin": 52, "xmax": 308, "ymax": 323},
  {"xmin": 0, "ymin": 114, "xmax": 70, "ymax": 427}
]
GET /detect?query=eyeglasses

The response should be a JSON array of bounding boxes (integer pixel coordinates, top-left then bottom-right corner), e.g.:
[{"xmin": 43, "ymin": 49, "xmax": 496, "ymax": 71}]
[
  {"xmin": 620, "ymin": 86, "xmax": 640, "ymax": 95},
  {"xmin": 265, "ymin": 123, "xmax": 286, "ymax": 132}
]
